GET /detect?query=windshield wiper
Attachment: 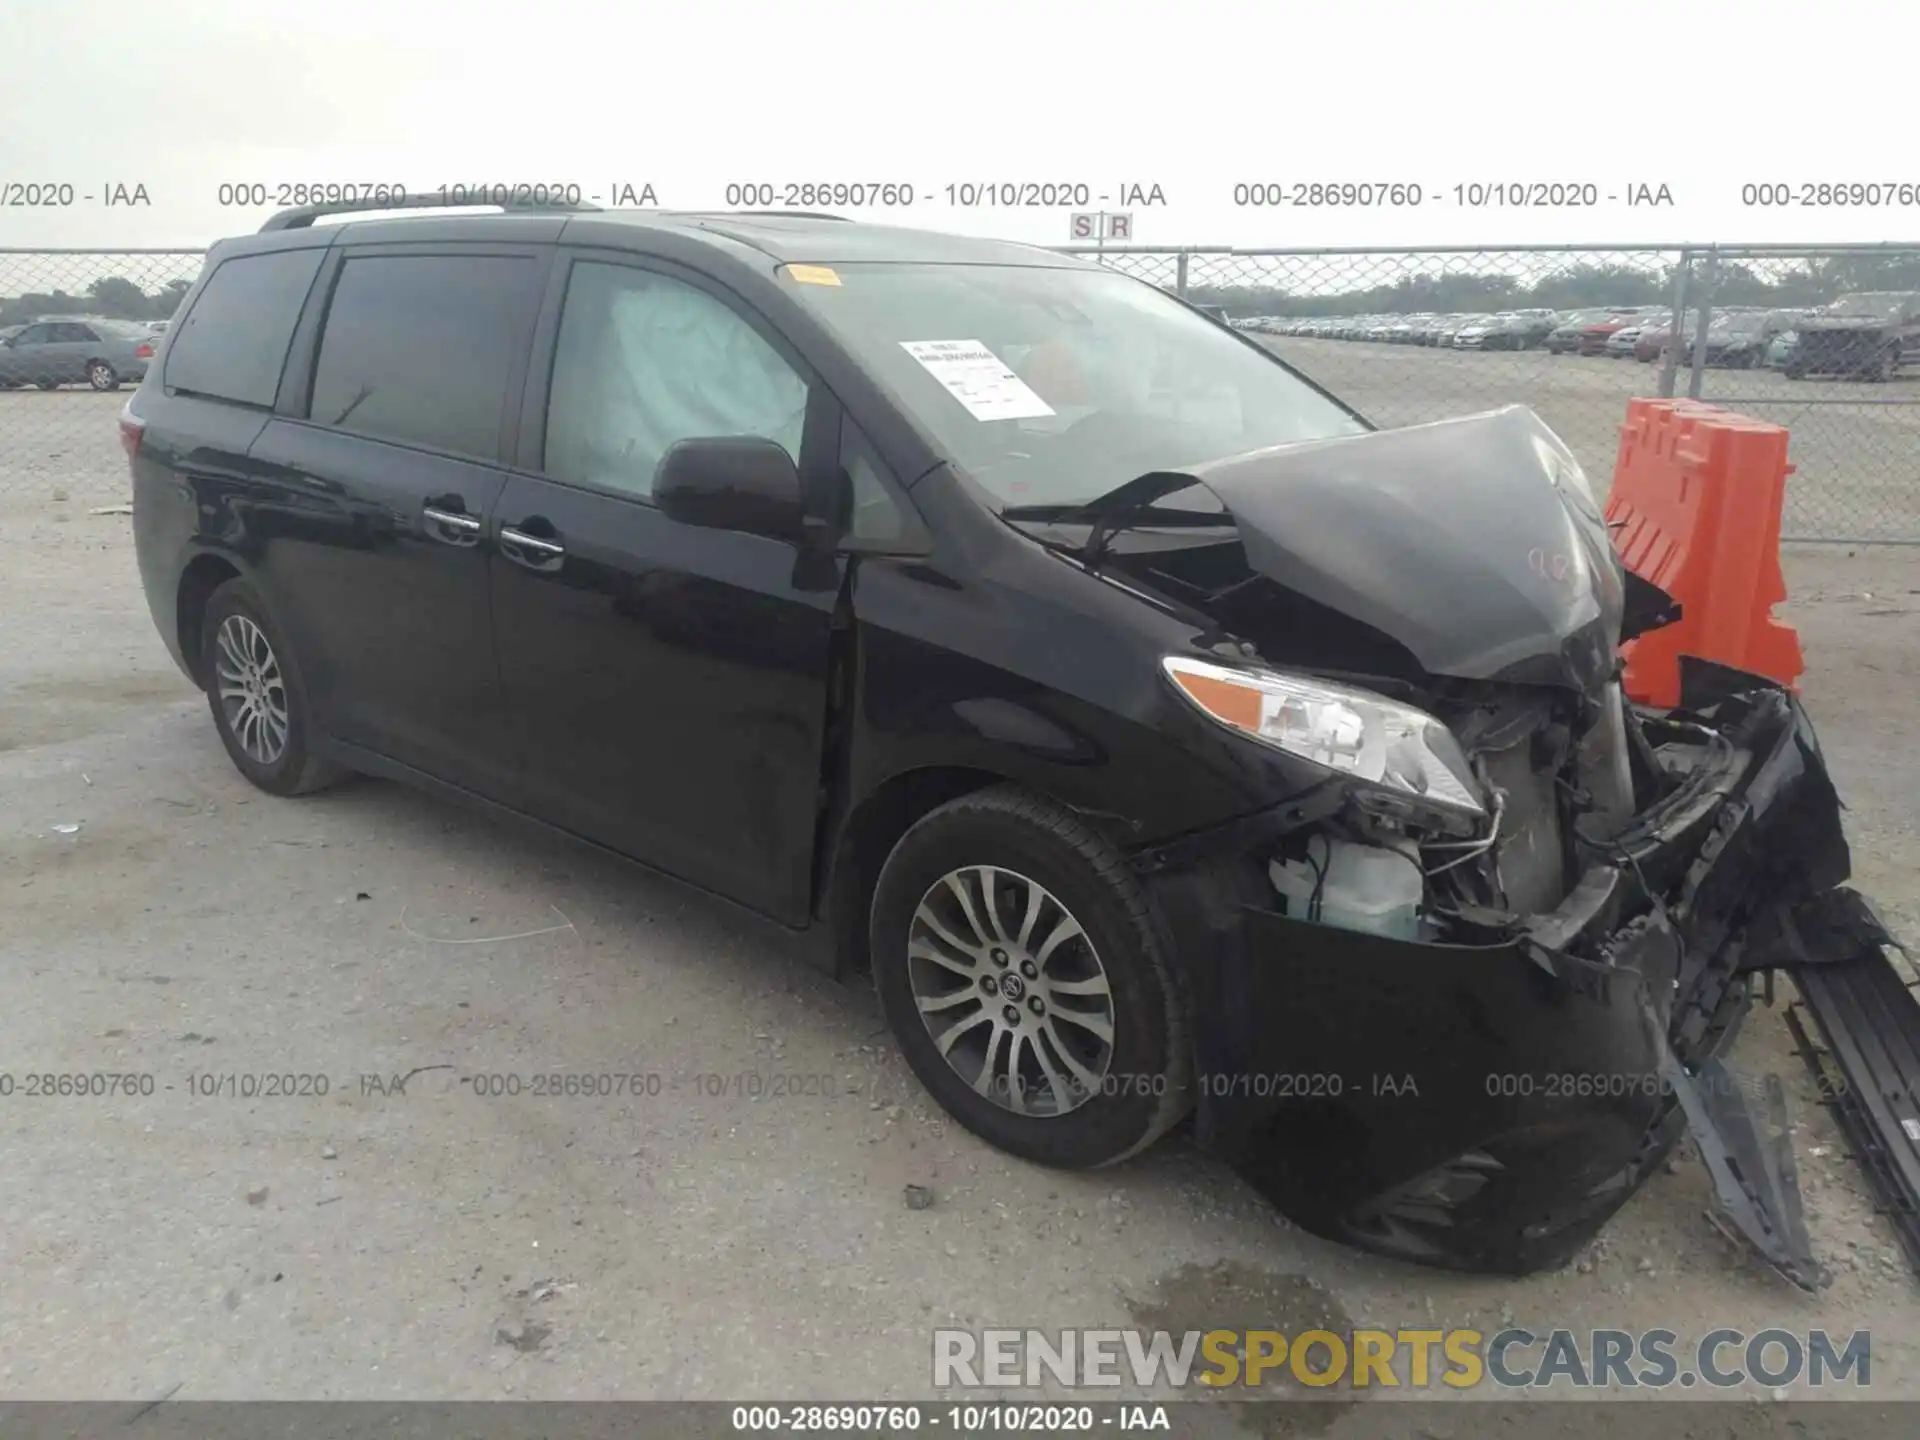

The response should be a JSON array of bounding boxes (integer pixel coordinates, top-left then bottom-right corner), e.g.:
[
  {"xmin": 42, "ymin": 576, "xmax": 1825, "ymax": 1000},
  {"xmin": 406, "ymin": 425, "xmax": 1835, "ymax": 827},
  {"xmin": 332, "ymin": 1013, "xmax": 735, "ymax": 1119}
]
[{"xmin": 1001, "ymin": 470, "xmax": 1230, "ymax": 567}]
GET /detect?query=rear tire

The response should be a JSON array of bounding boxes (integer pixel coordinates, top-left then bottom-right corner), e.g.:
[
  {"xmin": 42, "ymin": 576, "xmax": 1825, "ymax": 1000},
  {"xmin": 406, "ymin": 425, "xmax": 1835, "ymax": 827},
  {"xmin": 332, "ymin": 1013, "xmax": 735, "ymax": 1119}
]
[
  {"xmin": 871, "ymin": 786, "xmax": 1192, "ymax": 1170},
  {"xmin": 199, "ymin": 579, "xmax": 348, "ymax": 797},
  {"xmin": 86, "ymin": 360, "xmax": 118, "ymax": 391}
]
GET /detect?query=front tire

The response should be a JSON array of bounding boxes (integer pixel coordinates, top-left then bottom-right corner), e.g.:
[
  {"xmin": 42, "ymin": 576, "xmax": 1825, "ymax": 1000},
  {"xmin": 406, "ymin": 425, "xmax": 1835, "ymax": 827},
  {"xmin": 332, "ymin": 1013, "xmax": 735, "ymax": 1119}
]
[
  {"xmin": 199, "ymin": 579, "xmax": 348, "ymax": 797},
  {"xmin": 871, "ymin": 787, "xmax": 1192, "ymax": 1170}
]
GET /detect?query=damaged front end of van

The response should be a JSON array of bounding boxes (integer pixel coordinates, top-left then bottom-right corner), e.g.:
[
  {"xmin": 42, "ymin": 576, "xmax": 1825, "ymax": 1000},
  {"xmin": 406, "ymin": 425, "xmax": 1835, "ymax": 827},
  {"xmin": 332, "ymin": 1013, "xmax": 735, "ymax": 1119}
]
[{"xmin": 1105, "ymin": 407, "xmax": 1907, "ymax": 1287}]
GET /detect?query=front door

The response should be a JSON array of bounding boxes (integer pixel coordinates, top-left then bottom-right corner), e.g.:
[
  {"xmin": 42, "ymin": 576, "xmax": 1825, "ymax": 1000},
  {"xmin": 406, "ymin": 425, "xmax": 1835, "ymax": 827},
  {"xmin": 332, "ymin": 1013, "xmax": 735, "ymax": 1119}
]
[
  {"xmin": 2, "ymin": 323, "xmax": 60, "ymax": 385},
  {"xmin": 488, "ymin": 254, "xmax": 846, "ymax": 924}
]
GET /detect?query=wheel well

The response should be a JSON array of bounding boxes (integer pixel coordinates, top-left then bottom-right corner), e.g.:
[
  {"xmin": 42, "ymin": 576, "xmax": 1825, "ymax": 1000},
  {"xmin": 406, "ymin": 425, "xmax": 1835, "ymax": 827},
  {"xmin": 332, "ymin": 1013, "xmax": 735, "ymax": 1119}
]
[
  {"xmin": 176, "ymin": 555, "xmax": 241, "ymax": 681},
  {"xmin": 822, "ymin": 766, "xmax": 1005, "ymax": 978}
]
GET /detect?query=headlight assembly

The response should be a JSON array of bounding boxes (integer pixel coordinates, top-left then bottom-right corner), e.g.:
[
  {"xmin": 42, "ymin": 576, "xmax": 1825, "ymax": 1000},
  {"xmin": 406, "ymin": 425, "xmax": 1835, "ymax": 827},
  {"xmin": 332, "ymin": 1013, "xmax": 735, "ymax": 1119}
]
[{"xmin": 1162, "ymin": 655, "xmax": 1486, "ymax": 826}]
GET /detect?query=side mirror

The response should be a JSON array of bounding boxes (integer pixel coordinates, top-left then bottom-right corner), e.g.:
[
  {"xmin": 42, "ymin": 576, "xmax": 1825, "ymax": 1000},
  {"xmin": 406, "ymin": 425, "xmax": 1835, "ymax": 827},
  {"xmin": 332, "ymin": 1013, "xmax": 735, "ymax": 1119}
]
[{"xmin": 654, "ymin": 435, "xmax": 805, "ymax": 543}]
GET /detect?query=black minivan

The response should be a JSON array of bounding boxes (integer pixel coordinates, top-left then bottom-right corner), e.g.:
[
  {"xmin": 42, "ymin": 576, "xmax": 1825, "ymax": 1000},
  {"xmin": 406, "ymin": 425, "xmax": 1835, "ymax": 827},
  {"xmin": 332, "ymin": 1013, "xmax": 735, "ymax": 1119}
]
[{"xmin": 127, "ymin": 198, "xmax": 1893, "ymax": 1284}]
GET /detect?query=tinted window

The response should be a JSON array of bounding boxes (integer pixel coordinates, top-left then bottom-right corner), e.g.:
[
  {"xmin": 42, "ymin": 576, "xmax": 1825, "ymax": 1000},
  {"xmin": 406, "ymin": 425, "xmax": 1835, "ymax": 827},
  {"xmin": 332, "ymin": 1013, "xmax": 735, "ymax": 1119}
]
[
  {"xmin": 165, "ymin": 248, "xmax": 325, "ymax": 407},
  {"xmin": 13, "ymin": 324, "xmax": 52, "ymax": 344},
  {"xmin": 52, "ymin": 323, "xmax": 96, "ymax": 342},
  {"xmin": 544, "ymin": 261, "xmax": 809, "ymax": 500},
  {"xmin": 307, "ymin": 254, "xmax": 534, "ymax": 459}
]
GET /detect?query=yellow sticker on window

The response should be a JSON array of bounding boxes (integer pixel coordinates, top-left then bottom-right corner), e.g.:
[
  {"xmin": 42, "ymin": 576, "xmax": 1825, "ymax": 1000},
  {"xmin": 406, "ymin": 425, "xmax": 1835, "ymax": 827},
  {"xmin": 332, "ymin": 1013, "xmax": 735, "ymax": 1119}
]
[{"xmin": 785, "ymin": 264, "xmax": 842, "ymax": 286}]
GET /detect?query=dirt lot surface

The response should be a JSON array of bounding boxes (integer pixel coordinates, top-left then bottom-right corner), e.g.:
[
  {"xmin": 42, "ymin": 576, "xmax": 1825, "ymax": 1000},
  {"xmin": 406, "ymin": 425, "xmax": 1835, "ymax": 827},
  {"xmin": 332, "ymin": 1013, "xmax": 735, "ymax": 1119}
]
[{"xmin": 1, "ymin": 390, "xmax": 1917, "ymax": 1414}]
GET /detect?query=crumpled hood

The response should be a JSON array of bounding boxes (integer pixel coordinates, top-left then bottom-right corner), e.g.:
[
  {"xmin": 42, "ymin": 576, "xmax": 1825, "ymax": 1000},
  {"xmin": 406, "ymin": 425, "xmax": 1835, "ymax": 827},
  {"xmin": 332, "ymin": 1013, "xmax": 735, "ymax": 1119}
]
[{"xmin": 1188, "ymin": 406, "xmax": 1627, "ymax": 697}]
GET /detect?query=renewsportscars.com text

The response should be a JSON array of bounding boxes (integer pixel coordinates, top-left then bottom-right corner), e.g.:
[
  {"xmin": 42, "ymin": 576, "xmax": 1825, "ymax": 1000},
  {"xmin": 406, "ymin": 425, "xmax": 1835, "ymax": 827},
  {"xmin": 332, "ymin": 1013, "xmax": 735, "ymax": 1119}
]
[{"xmin": 932, "ymin": 1327, "xmax": 1872, "ymax": 1390}]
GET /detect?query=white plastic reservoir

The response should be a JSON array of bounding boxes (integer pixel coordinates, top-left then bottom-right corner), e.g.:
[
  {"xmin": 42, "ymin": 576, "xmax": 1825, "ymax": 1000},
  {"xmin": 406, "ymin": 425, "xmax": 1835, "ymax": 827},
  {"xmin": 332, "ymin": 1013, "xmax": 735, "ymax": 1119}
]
[{"xmin": 1270, "ymin": 838, "xmax": 1424, "ymax": 941}]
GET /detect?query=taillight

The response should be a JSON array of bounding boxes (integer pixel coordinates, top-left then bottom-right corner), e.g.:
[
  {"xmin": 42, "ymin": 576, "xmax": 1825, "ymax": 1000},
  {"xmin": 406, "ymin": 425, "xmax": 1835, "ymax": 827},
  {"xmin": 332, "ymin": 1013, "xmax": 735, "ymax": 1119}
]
[
  {"xmin": 135, "ymin": 342, "xmax": 154, "ymax": 359},
  {"xmin": 118, "ymin": 402, "xmax": 145, "ymax": 462}
]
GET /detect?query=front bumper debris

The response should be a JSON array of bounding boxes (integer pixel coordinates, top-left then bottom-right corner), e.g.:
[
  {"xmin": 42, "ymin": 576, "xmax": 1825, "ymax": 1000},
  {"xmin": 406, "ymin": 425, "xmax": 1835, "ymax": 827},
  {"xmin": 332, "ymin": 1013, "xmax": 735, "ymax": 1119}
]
[
  {"xmin": 1782, "ymin": 923, "xmax": 1920, "ymax": 1275},
  {"xmin": 1143, "ymin": 662, "xmax": 1907, "ymax": 1287}
]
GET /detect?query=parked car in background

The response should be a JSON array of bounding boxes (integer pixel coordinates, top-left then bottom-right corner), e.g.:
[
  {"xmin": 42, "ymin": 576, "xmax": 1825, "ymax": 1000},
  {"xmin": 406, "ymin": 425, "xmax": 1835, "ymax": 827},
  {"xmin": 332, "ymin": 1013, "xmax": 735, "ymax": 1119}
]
[
  {"xmin": 1633, "ymin": 312, "xmax": 1696, "ymax": 363},
  {"xmin": 1454, "ymin": 314, "xmax": 1532, "ymax": 351},
  {"xmin": 1544, "ymin": 309, "xmax": 1623, "ymax": 354},
  {"xmin": 1685, "ymin": 309, "xmax": 1797, "ymax": 369},
  {"xmin": 1570, "ymin": 309, "xmax": 1658, "ymax": 357},
  {"xmin": 1430, "ymin": 314, "xmax": 1483, "ymax": 348},
  {"xmin": 1785, "ymin": 292, "xmax": 1920, "ymax": 381},
  {"xmin": 1766, "ymin": 327, "xmax": 1804, "ymax": 371},
  {"xmin": 0, "ymin": 316, "xmax": 159, "ymax": 390},
  {"xmin": 1505, "ymin": 310, "xmax": 1562, "ymax": 348},
  {"xmin": 1604, "ymin": 319, "xmax": 1654, "ymax": 358}
]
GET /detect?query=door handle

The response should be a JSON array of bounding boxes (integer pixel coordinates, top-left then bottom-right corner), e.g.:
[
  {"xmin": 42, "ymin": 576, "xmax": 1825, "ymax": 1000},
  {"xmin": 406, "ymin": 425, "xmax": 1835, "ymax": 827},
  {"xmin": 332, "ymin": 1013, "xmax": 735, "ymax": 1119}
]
[
  {"xmin": 500, "ymin": 524, "xmax": 566, "ymax": 572},
  {"xmin": 423, "ymin": 505, "xmax": 483, "ymax": 548}
]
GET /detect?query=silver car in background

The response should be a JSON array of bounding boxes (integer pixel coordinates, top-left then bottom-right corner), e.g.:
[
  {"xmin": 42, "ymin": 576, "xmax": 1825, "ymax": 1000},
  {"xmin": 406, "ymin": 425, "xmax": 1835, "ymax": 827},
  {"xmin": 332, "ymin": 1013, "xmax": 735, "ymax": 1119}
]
[{"xmin": 0, "ymin": 316, "xmax": 160, "ymax": 391}]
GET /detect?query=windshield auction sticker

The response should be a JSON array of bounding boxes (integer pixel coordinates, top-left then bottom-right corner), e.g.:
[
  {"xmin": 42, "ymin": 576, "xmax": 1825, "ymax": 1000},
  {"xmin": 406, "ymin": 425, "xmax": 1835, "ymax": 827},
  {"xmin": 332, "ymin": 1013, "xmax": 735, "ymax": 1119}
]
[{"xmin": 900, "ymin": 339, "xmax": 1056, "ymax": 421}]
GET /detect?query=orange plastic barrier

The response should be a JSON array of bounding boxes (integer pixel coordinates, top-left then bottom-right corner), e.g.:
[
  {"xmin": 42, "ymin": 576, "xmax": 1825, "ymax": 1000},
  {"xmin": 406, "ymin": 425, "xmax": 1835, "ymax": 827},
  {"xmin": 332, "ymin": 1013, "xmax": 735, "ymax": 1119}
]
[{"xmin": 1605, "ymin": 397, "xmax": 1803, "ymax": 707}]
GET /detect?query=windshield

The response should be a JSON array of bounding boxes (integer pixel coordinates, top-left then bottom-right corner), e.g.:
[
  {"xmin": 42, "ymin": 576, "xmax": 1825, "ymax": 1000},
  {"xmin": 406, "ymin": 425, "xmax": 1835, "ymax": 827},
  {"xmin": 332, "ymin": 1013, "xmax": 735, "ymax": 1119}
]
[{"xmin": 785, "ymin": 262, "xmax": 1367, "ymax": 510}]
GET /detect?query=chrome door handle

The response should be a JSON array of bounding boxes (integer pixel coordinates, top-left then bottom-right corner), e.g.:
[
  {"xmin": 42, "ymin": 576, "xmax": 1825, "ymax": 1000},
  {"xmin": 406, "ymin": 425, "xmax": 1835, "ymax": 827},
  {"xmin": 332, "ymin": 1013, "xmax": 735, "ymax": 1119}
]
[
  {"xmin": 499, "ymin": 525, "xmax": 566, "ymax": 572},
  {"xmin": 423, "ymin": 506, "xmax": 483, "ymax": 547}
]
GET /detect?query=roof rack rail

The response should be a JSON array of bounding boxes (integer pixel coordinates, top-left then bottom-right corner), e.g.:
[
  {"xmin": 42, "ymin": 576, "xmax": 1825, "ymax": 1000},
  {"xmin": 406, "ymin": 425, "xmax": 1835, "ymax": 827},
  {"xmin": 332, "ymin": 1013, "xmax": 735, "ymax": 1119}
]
[
  {"xmin": 259, "ymin": 191, "xmax": 603, "ymax": 233},
  {"xmin": 692, "ymin": 210, "xmax": 855, "ymax": 223}
]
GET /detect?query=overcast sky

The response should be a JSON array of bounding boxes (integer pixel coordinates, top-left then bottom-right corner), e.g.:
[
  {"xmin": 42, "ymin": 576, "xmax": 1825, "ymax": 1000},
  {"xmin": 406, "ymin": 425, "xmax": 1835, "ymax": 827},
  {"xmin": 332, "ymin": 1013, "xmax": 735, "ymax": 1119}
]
[{"xmin": 0, "ymin": 0, "xmax": 1908, "ymax": 251}]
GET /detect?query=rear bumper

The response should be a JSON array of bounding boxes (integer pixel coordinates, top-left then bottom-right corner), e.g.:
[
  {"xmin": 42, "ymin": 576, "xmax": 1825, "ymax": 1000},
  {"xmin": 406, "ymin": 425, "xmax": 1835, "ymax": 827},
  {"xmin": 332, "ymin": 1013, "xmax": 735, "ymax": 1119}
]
[{"xmin": 1143, "ymin": 669, "xmax": 1888, "ymax": 1282}]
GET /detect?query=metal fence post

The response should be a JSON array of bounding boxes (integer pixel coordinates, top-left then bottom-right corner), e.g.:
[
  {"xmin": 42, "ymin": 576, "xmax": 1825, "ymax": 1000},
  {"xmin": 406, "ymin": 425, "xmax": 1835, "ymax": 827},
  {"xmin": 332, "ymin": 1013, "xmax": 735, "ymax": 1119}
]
[
  {"xmin": 1657, "ymin": 250, "xmax": 1690, "ymax": 398},
  {"xmin": 1174, "ymin": 251, "xmax": 1190, "ymax": 298},
  {"xmin": 1686, "ymin": 250, "xmax": 1718, "ymax": 400}
]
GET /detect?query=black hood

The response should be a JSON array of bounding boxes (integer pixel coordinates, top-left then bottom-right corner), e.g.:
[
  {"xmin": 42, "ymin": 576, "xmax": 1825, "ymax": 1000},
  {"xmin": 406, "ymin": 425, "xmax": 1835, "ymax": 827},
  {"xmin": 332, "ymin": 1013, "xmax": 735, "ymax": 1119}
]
[{"xmin": 1185, "ymin": 406, "xmax": 1627, "ymax": 698}]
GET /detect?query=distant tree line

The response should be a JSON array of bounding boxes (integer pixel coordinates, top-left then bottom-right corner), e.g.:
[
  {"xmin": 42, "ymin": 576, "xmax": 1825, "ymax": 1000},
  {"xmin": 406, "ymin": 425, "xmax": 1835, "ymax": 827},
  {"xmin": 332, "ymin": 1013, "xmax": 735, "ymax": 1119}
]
[
  {"xmin": 0, "ymin": 276, "xmax": 193, "ymax": 327},
  {"xmin": 1186, "ymin": 253, "xmax": 1920, "ymax": 318}
]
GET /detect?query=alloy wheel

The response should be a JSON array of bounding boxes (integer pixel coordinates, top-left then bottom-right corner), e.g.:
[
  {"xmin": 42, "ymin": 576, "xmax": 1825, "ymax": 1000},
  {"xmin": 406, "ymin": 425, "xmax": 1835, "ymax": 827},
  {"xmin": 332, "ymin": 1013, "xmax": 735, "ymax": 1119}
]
[
  {"xmin": 906, "ymin": 865, "xmax": 1115, "ymax": 1117},
  {"xmin": 213, "ymin": 614, "xmax": 290, "ymax": 765}
]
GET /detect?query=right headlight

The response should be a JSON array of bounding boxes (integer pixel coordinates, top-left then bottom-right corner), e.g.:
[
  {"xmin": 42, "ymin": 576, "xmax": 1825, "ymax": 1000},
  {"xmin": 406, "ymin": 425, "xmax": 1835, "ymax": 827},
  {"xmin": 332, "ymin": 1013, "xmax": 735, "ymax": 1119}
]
[{"xmin": 1162, "ymin": 656, "xmax": 1486, "ymax": 827}]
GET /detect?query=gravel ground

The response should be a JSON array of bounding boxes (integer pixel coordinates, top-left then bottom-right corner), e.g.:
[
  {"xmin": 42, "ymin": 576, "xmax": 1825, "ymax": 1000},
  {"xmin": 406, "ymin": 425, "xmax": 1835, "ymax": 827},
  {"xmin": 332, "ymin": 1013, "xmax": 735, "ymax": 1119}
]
[{"xmin": 1, "ymin": 402, "xmax": 1917, "ymax": 1412}]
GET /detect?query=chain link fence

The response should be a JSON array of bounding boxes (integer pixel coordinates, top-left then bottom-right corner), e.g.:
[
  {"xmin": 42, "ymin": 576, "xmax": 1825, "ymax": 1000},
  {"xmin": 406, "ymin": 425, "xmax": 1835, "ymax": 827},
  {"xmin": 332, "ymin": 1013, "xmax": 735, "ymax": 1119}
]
[
  {"xmin": 0, "ymin": 249, "xmax": 207, "ymax": 515},
  {"xmin": 1064, "ymin": 242, "xmax": 1920, "ymax": 544},
  {"xmin": 3, "ymin": 242, "xmax": 1917, "ymax": 540}
]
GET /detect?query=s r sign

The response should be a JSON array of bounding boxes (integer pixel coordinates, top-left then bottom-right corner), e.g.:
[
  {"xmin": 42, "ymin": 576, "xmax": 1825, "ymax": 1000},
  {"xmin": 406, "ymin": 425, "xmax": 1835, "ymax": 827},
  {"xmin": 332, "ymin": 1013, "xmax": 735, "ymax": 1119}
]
[{"xmin": 1070, "ymin": 212, "xmax": 1133, "ymax": 241}]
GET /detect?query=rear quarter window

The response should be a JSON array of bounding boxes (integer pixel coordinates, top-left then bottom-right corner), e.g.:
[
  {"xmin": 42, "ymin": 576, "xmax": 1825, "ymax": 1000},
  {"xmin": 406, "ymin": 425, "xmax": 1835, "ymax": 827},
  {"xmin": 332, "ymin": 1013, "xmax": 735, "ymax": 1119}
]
[{"xmin": 163, "ymin": 248, "xmax": 327, "ymax": 407}]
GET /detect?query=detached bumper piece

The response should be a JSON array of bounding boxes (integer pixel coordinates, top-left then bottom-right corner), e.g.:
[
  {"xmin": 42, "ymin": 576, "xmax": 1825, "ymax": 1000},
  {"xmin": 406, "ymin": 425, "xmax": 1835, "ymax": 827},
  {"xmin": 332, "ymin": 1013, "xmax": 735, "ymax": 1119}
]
[
  {"xmin": 1776, "ymin": 901, "xmax": 1920, "ymax": 1277},
  {"xmin": 1164, "ymin": 664, "xmax": 1907, "ymax": 1289}
]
